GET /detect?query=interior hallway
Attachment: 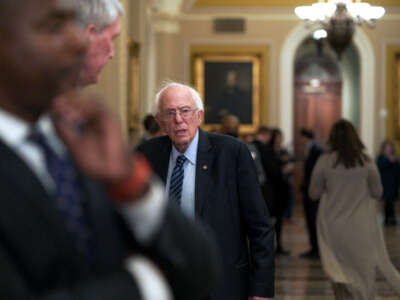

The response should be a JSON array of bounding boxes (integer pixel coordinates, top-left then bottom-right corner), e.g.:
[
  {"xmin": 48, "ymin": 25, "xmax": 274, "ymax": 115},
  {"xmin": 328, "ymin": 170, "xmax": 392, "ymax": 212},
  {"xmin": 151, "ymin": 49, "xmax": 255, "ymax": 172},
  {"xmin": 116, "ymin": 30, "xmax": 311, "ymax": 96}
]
[{"xmin": 275, "ymin": 203, "xmax": 400, "ymax": 299}]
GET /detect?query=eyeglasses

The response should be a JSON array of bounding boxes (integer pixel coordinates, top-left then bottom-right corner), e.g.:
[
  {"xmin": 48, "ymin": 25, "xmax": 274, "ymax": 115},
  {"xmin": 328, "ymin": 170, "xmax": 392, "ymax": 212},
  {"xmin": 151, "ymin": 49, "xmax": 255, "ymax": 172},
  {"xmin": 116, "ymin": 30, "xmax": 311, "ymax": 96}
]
[{"xmin": 161, "ymin": 108, "xmax": 198, "ymax": 120}]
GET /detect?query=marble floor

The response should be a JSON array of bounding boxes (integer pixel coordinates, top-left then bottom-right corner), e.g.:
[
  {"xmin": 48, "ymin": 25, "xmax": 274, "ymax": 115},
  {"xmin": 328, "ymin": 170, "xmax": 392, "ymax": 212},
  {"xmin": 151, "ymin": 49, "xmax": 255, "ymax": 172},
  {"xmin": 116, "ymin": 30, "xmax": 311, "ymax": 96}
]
[{"xmin": 275, "ymin": 203, "xmax": 400, "ymax": 299}]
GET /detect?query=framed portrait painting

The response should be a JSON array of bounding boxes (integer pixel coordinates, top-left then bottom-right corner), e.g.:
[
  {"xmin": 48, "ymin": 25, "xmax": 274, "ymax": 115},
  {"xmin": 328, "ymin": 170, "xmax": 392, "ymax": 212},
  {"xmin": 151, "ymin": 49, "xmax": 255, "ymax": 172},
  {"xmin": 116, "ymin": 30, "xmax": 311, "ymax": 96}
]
[{"xmin": 191, "ymin": 45, "xmax": 268, "ymax": 134}]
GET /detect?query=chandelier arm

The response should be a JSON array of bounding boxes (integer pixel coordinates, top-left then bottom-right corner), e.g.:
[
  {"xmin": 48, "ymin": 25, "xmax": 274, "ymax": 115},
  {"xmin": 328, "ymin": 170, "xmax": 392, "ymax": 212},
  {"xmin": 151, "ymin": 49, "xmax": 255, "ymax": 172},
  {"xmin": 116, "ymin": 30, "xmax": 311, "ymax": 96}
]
[{"xmin": 294, "ymin": 0, "xmax": 384, "ymax": 59}]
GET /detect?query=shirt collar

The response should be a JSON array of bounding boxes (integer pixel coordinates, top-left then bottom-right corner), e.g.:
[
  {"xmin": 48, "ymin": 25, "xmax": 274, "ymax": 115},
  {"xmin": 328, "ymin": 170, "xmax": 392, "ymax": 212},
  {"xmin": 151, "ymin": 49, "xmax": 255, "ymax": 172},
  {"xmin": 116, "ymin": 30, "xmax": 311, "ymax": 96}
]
[
  {"xmin": 171, "ymin": 129, "xmax": 199, "ymax": 165},
  {"xmin": 37, "ymin": 115, "xmax": 66, "ymax": 157},
  {"xmin": 0, "ymin": 108, "xmax": 66, "ymax": 157},
  {"xmin": 0, "ymin": 108, "xmax": 31, "ymax": 149}
]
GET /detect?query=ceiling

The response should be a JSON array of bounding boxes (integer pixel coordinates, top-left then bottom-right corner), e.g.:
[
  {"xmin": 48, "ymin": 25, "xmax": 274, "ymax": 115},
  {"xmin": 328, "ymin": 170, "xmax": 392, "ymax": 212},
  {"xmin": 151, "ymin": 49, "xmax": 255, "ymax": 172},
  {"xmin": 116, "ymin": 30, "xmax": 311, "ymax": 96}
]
[{"xmin": 194, "ymin": 0, "xmax": 400, "ymax": 8}]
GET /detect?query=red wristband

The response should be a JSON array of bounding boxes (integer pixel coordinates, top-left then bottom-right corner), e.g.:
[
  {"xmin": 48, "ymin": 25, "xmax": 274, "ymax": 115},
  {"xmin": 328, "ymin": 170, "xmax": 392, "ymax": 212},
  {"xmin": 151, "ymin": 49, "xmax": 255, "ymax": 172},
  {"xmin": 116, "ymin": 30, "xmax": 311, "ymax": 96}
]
[{"xmin": 107, "ymin": 153, "xmax": 152, "ymax": 203}]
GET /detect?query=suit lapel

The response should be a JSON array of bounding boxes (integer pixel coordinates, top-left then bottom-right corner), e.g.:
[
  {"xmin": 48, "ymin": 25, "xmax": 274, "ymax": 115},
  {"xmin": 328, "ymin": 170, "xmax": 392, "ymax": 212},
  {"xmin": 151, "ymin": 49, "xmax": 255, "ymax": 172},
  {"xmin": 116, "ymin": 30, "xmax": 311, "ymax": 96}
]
[
  {"xmin": 154, "ymin": 139, "xmax": 172, "ymax": 184},
  {"xmin": 0, "ymin": 140, "xmax": 78, "ymax": 255},
  {"xmin": 195, "ymin": 130, "xmax": 214, "ymax": 218}
]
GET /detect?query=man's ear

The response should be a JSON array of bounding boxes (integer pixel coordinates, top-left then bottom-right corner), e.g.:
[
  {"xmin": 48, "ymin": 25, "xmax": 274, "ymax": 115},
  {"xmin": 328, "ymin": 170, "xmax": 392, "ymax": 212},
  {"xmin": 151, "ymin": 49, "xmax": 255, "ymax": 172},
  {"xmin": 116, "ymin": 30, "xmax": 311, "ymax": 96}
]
[
  {"xmin": 84, "ymin": 24, "xmax": 97, "ymax": 40},
  {"xmin": 155, "ymin": 114, "xmax": 163, "ymax": 128},
  {"xmin": 198, "ymin": 110, "xmax": 204, "ymax": 124}
]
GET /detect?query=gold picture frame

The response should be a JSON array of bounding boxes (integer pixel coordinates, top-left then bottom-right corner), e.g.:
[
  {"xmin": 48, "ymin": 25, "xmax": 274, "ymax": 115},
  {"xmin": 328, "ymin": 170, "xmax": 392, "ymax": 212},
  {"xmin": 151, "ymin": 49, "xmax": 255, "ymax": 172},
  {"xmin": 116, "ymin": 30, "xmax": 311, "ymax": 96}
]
[
  {"xmin": 396, "ymin": 54, "xmax": 400, "ymax": 139},
  {"xmin": 128, "ymin": 40, "xmax": 140, "ymax": 130},
  {"xmin": 190, "ymin": 45, "xmax": 269, "ymax": 134},
  {"xmin": 385, "ymin": 45, "xmax": 400, "ymax": 151}
]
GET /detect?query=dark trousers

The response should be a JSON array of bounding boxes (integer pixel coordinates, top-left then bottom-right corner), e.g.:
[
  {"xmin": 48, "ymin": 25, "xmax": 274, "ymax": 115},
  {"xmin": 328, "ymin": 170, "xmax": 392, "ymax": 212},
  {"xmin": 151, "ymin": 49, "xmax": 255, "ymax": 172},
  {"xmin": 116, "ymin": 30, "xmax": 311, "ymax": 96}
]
[
  {"xmin": 302, "ymin": 194, "xmax": 319, "ymax": 252},
  {"xmin": 275, "ymin": 213, "xmax": 283, "ymax": 249},
  {"xmin": 384, "ymin": 197, "xmax": 397, "ymax": 224},
  {"xmin": 275, "ymin": 195, "xmax": 289, "ymax": 250}
]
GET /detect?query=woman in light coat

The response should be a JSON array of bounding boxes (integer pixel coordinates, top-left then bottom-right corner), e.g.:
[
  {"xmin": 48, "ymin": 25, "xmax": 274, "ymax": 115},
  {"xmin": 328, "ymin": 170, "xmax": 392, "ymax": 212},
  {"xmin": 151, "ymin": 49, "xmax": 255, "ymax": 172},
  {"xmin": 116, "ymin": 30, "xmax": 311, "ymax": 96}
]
[{"xmin": 309, "ymin": 119, "xmax": 400, "ymax": 299}]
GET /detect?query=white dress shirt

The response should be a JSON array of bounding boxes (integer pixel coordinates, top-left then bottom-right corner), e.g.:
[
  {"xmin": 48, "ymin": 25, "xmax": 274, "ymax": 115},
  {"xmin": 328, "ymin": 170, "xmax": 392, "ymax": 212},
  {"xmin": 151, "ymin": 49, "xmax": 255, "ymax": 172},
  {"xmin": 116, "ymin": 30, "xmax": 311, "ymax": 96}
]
[{"xmin": 166, "ymin": 129, "xmax": 199, "ymax": 218}]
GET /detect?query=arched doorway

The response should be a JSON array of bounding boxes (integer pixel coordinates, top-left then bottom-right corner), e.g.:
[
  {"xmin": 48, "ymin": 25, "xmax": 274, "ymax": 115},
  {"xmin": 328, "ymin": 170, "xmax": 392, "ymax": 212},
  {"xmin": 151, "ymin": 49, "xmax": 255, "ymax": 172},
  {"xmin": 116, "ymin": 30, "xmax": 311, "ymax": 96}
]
[{"xmin": 280, "ymin": 24, "xmax": 376, "ymax": 155}]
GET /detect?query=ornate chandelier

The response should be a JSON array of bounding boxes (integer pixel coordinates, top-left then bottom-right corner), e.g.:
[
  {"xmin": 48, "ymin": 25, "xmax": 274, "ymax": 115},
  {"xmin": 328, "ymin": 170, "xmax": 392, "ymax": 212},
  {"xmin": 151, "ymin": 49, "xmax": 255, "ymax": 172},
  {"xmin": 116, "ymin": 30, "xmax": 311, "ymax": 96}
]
[{"xmin": 294, "ymin": 0, "xmax": 385, "ymax": 58}]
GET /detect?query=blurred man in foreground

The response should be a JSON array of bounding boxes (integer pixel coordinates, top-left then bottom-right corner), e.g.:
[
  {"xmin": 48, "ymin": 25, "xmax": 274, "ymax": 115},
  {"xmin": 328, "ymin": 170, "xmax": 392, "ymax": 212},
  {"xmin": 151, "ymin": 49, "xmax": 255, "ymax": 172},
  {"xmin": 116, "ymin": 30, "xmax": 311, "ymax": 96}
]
[{"xmin": 0, "ymin": 0, "xmax": 219, "ymax": 299}]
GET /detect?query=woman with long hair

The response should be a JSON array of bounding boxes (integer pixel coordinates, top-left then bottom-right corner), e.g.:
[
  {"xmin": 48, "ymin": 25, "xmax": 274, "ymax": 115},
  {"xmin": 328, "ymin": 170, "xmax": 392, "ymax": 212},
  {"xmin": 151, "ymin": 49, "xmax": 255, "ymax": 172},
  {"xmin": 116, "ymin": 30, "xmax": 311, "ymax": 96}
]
[
  {"xmin": 376, "ymin": 139, "xmax": 400, "ymax": 225},
  {"xmin": 309, "ymin": 119, "xmax": 400, "ymax": 299}
]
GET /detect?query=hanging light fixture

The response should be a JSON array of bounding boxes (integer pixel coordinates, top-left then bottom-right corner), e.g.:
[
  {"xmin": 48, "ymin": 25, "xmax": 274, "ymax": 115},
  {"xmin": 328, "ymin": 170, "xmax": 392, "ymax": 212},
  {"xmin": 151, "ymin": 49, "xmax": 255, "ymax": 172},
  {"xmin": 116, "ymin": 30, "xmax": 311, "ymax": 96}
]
[{"xmin": 295, "ymin": 0, "xmax": 385, "ymax": 58}]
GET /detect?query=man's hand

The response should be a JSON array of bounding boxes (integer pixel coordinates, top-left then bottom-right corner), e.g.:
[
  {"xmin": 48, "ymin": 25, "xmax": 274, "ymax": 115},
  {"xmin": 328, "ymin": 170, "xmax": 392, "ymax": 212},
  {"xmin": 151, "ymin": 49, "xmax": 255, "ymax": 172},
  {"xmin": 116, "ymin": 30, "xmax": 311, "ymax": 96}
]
[
  {"xmin": 51, "ymin": 91, "xmax": 132, "ymax": 183},
  {"xmin": 249, "ymin": 297, "xmax": 272, "ymax": 300}
]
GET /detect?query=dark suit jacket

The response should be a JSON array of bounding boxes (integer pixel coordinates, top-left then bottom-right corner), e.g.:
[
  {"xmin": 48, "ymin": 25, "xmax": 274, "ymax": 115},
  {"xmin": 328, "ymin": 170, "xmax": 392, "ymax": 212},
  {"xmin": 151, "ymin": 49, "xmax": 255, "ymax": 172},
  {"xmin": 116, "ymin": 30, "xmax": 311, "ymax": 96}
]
[
  {"xmin": 376, "ymin": 154, "xmax": 400, "ymax": 200},
  {"xmin": 252, "ymin": 139, "xmax": 285, "ymax": 216},
  {"xmin": 137, "ymin": 129, "xmax": 275, "ymax": 299},
  {"xmin": 302, "ymin": 142, "xmax": 323, "ymax": 196},
  {"xmin": 0, "ymin": 139, "xmax": 220, "ymax": 300}
]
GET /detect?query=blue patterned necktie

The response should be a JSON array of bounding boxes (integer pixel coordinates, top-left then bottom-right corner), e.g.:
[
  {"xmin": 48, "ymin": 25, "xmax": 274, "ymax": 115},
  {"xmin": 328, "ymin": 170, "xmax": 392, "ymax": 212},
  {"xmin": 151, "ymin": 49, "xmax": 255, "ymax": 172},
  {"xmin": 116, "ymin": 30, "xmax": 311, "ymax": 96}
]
[
  {"xmin": 28, "ymin": 129, "xmax": 92, "ymax": 257},
  {"xmin": 169, "ymin": 155, "xmax": 187, "ymax": 206}
]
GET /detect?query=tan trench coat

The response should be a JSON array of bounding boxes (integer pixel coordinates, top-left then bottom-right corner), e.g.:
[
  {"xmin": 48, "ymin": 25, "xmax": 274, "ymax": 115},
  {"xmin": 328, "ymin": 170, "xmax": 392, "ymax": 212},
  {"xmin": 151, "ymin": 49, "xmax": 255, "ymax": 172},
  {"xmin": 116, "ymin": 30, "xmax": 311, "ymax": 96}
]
[{"xmin": 309, "ymin": 152, "xmax": 400, "ymax": 299}]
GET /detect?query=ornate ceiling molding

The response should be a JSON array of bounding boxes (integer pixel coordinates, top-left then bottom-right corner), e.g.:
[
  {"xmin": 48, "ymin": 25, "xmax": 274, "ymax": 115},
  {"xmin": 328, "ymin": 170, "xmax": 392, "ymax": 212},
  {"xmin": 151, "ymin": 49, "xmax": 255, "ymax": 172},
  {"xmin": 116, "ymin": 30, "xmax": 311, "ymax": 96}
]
[{"xmin": 193, "ymin": 0, "xmax": 400, "ymax": 8}]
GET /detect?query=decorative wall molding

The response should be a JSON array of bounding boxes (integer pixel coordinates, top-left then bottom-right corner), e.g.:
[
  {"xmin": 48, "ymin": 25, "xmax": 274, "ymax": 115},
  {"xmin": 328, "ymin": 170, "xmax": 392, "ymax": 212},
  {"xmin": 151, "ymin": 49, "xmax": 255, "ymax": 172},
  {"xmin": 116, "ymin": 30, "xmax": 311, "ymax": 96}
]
[
  {"xmin": 152, "ymin": 19, "xmax": 181, "ymax": 33},
  {"xmin": 176, "ymin": 13, "xmax": 400, "ymax": 22},
  {"xmin": 179, "ymin": 13, "xmax": 298, "ymax": 21}
]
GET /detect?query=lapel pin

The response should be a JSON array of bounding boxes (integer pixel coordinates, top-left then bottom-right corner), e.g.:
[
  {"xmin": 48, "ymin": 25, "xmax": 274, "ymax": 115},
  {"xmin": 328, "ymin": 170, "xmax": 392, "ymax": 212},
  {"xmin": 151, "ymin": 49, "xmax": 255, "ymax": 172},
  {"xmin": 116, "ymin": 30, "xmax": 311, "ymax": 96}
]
[{"xmin": 202, "ymin": 165, "xmax": 208, "ymax": 170}]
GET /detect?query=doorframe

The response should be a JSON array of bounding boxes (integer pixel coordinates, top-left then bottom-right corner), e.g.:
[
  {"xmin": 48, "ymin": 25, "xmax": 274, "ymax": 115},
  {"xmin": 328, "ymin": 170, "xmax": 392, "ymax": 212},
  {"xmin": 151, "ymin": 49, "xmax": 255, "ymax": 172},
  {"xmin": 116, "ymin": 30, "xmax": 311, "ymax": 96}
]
[{"xmin": 280, "ymin": 24, "xmax": 376, "ymax": 154}]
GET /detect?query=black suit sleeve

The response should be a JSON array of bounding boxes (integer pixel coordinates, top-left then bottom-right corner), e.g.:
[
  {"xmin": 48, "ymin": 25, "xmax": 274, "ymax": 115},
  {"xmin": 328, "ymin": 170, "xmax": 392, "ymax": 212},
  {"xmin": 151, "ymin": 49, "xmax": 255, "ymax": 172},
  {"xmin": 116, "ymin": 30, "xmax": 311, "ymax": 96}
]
[
  {"xmin": 0, "ymin": 241, "xmax": 141, "ymax": 300},
  {"xmin": 0, "ymin": 202, "xmax": 220, "ymax": 300},
  {"xmin": 141, "ymin": 203, "xmax": 221, "ymax": 300},
  {"xmin": 236, "ymin": 143, "xmax": 275, "ymax": 297}
]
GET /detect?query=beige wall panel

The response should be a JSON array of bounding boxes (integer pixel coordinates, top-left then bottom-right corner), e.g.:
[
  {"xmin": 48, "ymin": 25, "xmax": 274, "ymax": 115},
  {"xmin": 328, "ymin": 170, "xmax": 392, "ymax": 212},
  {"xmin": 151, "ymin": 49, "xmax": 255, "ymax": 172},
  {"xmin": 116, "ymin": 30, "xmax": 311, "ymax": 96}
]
[{"xmin": 351, "ymin": 21, "xmax": 400, "ymax": 151}]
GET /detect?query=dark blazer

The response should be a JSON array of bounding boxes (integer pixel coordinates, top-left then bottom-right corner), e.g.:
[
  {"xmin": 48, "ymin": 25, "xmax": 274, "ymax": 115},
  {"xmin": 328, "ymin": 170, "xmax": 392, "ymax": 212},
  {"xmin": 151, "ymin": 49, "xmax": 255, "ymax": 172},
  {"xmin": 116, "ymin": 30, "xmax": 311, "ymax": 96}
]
[
  {"xmin": 252, "ymin": 139, "xmax": 284, "ymax": 216},
  {"xmin": 302, "ymin": 142, "xmax": 323, "ymax": 196},
  {"xmin": 0, "ymin": 139, "xmax": 220, "ymax": 300},
  {"xmin": 376, "ymin": 154, "xmax": 400, "ymax": 201},
  {"xmin": 137, "ymin": 129, "xmax": 275, "ymax": 299}
]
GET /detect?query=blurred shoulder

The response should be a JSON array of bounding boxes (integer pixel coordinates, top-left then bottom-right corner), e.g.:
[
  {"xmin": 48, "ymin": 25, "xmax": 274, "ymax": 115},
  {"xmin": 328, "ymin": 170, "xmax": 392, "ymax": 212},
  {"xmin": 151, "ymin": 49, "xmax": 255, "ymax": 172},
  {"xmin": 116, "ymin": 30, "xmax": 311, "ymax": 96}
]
[
  {"xmin": 317, "ymin": 151, "xmax": 336, "ymax": 165},
  {"xmin": 363, "ymin": 154, "xmax": 377, "ymax": 167},
  {"xmin": 136, "ymin": 135, "xmax": 171, "ymax": 152},
  {"xmin": 205, "ymin": 132, "xmax": 246, "ymax": 151}
]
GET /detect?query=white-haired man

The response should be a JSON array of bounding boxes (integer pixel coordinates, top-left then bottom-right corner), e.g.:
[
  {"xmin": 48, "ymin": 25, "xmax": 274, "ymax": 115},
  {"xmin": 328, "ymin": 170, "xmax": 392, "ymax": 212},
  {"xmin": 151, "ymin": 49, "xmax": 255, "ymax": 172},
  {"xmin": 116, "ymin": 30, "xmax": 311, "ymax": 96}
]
[
  {"xmin": 0, "ymin": 1, "xmax": 219, "ymax": 299},
  {"xmin": 138, "ymin": 82, "xmax": 275, "ymax": 300},
  {"xmin": 73, "ymin": 0, "xmax": 123, "ymax": 85}
]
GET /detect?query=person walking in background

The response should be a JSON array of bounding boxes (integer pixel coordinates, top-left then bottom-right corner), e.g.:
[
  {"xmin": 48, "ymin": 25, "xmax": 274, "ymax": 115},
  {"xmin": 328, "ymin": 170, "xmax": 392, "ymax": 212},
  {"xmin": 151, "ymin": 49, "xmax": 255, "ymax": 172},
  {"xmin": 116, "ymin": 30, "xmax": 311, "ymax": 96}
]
[
  {"xmin": 309, "ymin": 119, "xmax": 400, "ymax": 300},
  {"xmin": 252, "ymin": 126, "xmax": 280, "ymax": 241},
  {"xmin": 219, "ymin": 114, "xmax": 240, "ymax": 138},
  {"xmin": 376, "ymin": 139, "xmax": 400, "ymax": 226},
  {"xmin": 299, "ymin": 128, "xmax": 323, "ymax": 259},
  {"xmin": 141, "ymin": 114, "xmax": 163, "ymax": 142},
  {"xmin": 268, "ymin": 128, "xmax": 293, "ymax": 255},
  {"xmin": 137, "ymin": 82, "xmax": 275, "ymax": 300},
  {"xmin": 219, "ymin": 116, "xmax": 274, "ymax": 213}
]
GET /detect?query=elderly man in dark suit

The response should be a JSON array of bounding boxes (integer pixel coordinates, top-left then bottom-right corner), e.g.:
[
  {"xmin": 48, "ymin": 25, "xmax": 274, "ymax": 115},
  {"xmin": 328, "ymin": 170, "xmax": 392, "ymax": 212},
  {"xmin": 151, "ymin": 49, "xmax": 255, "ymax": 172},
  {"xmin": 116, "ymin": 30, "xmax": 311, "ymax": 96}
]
[
  {"xmin": 0, "ymin": 1, "xmax": 220, "ymax": 299},
  {"xmin": 300, "ymin": 128, "xmax": 323, "ymax": 259},
  {"xmin": 137, "ymin": 82, "xmax": 275, "ymax": 300}
]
